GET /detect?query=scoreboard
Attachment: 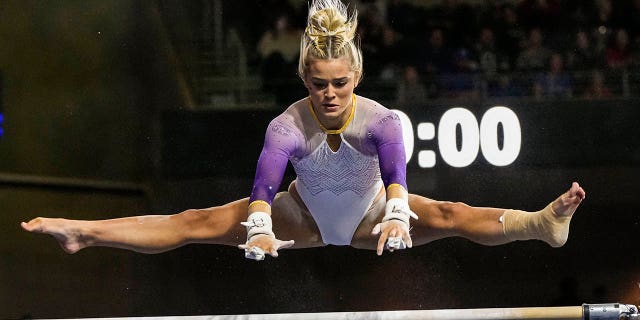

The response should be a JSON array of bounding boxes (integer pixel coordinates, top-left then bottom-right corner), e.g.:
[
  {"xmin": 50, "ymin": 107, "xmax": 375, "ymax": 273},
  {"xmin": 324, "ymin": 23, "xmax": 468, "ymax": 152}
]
[{"xmin": 162, "ymin": 99, "xmax": 640, "ymax": 181}]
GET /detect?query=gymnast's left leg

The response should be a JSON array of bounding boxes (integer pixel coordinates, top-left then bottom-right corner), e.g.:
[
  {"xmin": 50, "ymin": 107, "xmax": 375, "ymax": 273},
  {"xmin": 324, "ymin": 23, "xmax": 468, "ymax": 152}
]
[
  {"xmin": 412, "ymin": 182, "xmax": 585, "ymax": 247},
  {"xmin": 352, "ymin": 182, "xmax": 585, "ymax": 249}
]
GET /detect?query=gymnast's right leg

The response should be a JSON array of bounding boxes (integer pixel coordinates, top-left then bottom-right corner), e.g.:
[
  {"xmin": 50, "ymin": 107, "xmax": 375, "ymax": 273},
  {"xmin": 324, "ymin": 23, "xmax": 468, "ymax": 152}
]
[{"xmin": 21, "ymin": 199, "xmax": 250, "ymax": 254}]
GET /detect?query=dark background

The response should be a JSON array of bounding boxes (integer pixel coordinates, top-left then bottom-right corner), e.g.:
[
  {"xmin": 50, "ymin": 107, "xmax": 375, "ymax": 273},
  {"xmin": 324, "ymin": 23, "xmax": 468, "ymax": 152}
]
[{"xmin": 1, "ymin": 1, "xmax": 639, "ymax": 319}]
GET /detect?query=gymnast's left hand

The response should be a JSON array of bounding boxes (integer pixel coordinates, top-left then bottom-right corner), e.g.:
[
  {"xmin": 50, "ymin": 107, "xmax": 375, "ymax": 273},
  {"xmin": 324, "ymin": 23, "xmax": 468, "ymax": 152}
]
[
  {"xmin": 238, "ymin": 234, "xmax": 295, "ymax": 260},
  {"xmin": 371, "ymin": 220, "xmax": 413, "ymax": 256}
]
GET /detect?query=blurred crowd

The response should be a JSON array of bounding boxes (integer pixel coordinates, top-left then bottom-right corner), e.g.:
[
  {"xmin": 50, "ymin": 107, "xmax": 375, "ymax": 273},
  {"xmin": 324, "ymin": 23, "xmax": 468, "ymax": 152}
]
[{"xmin": 225, "ymin": 0, "xmax": 640, "ymax": 104}]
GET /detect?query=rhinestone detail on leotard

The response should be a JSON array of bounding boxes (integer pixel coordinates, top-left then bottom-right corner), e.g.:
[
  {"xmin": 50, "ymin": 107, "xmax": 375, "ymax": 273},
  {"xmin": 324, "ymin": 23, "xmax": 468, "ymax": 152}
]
[{"xmin": 291, "ymin": 136, "xmax": 381, "ymax": 197}]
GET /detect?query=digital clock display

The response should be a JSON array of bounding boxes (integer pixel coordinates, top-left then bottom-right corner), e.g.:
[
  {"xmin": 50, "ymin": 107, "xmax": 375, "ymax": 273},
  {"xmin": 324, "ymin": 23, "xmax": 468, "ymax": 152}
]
[{"xmin": 393, "ymin": 106, "xmax": 522, "ymax": 168}]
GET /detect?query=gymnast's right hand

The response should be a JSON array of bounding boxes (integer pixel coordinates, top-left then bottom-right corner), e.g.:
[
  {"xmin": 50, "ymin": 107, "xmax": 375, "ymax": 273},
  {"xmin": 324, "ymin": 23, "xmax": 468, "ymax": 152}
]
[
  {"xmin": 238, "ymin": 234, "xmax": 295, "ymax": 261},
  {"xmin": 238, "ymin": 211, "xmax": 294, "ymax": 260}
]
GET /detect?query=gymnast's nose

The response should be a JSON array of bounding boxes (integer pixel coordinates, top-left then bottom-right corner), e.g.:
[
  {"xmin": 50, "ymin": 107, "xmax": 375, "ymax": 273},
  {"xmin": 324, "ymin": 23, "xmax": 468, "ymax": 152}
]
[{"xmin": 324, "ymin": 85, "xmax": 336, "ymax": 99}]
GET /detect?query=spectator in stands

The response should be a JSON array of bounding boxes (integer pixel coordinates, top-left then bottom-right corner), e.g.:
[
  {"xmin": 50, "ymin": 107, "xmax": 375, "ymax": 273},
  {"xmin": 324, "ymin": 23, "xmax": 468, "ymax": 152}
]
[
  {"xmin": 587, "ymin": 0, "xmax": 617, "ymax": 56},
  {"xmin": 376, "ymin": 26, "xmax": 403, "ymax": 80},
  {"xmin": 533, "ymin": 53, "xmax": 573, "ymax": 99},
  {"xmin": 567, "ymin": 30, "xmax": 602, "ymax": 71},
  {"xmin": 414, "ymin": 28, "xmax": 453, "ymax": 98},
  {"xmin": 476, "ymin": 27, "xmax": 502, "ymax": 77},
  {"xmin": 358, "ymin": 3, "xmax": 387, "ymax": 78},
  {"xmin": 395, "ymin": 65, "xmax": 428, "ymax": 107},
  {"xmin": 474, "ymin": 26, "xmax": 510, "ymax": 90},
  {"xmin": 417, "ymin": 28, "xmax": 453, "ymax": 76},
  {"xmin": 566, "ymin": 30, "xmax": 603, "ymax": 93},
  {"xmin": 358, "ymin": 3, "xmax": 401, "ymax": 81},
  {"xmin": 516, "ymin": 28, "xmax": 552, "ymax": 72},
  {"xmin": 257, "ymin": 12, "xmax": 303, "ymax": 104},
  {"xmin": 488, "ymin": 73, "xmax": 523, "ymax": 97},
  {"xmin": 427, "ymin": 0, "xmax": 476, "ymax": 48},
  {"xmin": 443, "ymin": 47, "xmax": 479, "ymax": 99},
  {"xmin": 620, "ymin": 0, "xmax": 640, "ymax": 43},
  {"xmin": 605, "ymin": 28, "xmax": 633, "ymax": 70},
  {"xmin": 582, "ymin": 70, "xmax": 612, "ymax": 99},
  {"xmin": 257, "ymin": 13, "xmax": 301, "ymax": 66},
  {"xmin": 588, "ymin": 0, "xmax": 616, "ymax": 30},
  {"xmin": 495, "ymin": 4, "xmax": 526, "ymax": 69}
]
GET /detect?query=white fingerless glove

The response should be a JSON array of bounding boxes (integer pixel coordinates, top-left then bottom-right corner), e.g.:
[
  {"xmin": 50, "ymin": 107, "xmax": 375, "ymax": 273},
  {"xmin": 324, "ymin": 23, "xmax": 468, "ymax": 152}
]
[
  {"xmin": 240, "ymin": 212, "xmax": 275, "ymax": 260},
  {"xmin": 382, "ymin": 198, "xmax": 418, "ymax": 250}
]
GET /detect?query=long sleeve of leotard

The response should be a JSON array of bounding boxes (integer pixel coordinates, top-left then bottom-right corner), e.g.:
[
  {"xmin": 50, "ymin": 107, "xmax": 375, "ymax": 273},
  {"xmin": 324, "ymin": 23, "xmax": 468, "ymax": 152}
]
[
  {"xmin": 368, "ymin": 111, "xmax": 408, "ymax": 190},
  {"xmin": 249, "ymin": 119, "xmax": 299, "ymax": 205}
]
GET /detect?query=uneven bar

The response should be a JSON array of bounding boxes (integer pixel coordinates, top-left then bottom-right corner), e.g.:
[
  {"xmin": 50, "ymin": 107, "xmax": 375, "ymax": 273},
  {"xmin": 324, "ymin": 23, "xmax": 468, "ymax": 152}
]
[{"xmin": 78, "ymin": 303, "xmax": 639, "ymax": 320}]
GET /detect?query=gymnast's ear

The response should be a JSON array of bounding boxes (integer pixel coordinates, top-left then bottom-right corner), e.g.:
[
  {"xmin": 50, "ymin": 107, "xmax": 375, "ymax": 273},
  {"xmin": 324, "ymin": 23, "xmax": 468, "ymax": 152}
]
[
  {"xmin": 354, "ymin": 71, "xmax": 362, "ymax": 88},
  {"xmin": 301, "ymin": 74, "xmax": 312, "ymax": 91}
]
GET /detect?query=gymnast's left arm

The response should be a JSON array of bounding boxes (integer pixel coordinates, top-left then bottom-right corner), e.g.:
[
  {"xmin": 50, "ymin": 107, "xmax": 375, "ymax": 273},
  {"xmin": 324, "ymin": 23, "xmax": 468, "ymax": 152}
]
[{"xmin": 369, "ymin": 112, "xmax": 419, "ymax": 255}]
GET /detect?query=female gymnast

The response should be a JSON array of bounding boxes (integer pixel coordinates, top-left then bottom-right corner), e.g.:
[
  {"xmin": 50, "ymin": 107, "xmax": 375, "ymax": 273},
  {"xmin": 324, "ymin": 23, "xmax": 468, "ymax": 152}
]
[{"xmin": 21, "ymin": 0, "xmax": 585, "ymax": 260}]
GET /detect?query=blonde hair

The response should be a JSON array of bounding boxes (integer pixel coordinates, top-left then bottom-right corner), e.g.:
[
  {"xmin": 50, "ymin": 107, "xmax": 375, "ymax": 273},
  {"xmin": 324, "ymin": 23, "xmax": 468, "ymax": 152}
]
[{"xmin": 298, "ymin": 0, "xmax": 363, "ymax": 82}]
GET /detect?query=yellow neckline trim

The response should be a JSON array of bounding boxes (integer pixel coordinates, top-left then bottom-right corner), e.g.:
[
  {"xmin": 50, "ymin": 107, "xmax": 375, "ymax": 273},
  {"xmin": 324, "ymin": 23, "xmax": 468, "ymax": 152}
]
[{"xmin": 307, "ymin": 94, "xmax": 356, "ymax": 135}]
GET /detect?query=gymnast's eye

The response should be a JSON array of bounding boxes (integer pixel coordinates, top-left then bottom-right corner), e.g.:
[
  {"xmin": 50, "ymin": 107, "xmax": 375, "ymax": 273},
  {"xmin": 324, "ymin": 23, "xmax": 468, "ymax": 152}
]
[
  {"xmin": 312, "ymin": 81, "xmax": 328, "ymax": 89},
  {"xmin": 333, "ymin": 80, "xmax": 348, "ymax": 88}
]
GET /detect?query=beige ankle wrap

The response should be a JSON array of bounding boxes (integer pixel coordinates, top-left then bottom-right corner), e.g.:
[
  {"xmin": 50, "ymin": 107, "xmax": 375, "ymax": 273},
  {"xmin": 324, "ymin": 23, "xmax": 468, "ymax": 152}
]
[{"xmin": 501, "ymin": 203, "xmax": 572, "ymax": 248}]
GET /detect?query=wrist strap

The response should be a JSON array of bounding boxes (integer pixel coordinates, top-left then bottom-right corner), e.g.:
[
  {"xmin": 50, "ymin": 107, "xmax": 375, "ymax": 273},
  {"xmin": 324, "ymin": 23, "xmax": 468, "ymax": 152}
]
[
  {"xmin": 241, "ymin": 212, "xmax": 275, "ymax": 242},
  {"xmin": 383, "ymin": 198, "xmax": 418, "ymax": 228}
]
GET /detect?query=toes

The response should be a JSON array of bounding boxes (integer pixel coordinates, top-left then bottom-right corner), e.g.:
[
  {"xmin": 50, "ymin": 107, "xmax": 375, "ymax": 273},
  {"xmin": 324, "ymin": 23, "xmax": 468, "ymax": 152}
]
[
  {"xmin": 21, "ymin": 218, "xmax": 43, "ymax": 232},
  {"xmin": 577, "ymin": 188, "xmax": 586, "ymax": 200},
  {"xmin": 570, "ymin": 182, "xmax": 586, "ymax": 199},
  {"xmin": 60, "ymin": 243, "xmax": 78, "ymax": 254},
  {"xmin": 562, "ymin": 182, "xmax": 585, "ymax": 205}
]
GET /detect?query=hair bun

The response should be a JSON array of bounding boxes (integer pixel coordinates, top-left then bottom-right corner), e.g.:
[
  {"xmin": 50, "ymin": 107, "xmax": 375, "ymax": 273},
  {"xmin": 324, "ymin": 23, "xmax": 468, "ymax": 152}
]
[
  {"xmin": 298, "ymin": 0, "xmax": 363, "ymax": 82},
  {"xmin": 304, "ymin": 0, "xmax": 357, "ymax": 58}
]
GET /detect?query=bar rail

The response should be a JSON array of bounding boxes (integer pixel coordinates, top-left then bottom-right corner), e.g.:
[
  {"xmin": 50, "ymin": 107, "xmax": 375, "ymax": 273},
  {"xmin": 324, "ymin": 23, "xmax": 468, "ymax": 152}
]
[{"xmin": 62, "ymin": 303, "xmax": 639, "ymax": 320}]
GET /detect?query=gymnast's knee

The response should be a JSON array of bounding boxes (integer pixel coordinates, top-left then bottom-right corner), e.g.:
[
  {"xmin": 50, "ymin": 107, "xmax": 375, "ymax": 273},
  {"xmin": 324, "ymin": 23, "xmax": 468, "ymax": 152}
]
[
  {"xmin": 177, "ymin": 207, "xmax": 240, "ymax": 240},
  {"xmin": 431, "ymin": 201, "xmax": 471, "ymax": 230},
  {"xmin": 175, "ymin": 208, "xmax": 222, "ymax": 229}
]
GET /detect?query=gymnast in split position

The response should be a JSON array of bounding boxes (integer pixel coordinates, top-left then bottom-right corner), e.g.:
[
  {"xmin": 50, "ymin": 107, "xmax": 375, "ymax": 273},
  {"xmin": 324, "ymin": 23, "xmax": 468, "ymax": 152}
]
[{"xmin": 22, "ymin": 0, "xmax": 585, "ymax": 260}]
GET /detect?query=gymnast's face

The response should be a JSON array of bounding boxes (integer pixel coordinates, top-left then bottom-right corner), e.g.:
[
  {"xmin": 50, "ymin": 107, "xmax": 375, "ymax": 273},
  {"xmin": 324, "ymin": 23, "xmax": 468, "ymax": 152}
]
[{"xmin": 304, "ymin": 58, "xmax": 358, "ymax": 129}]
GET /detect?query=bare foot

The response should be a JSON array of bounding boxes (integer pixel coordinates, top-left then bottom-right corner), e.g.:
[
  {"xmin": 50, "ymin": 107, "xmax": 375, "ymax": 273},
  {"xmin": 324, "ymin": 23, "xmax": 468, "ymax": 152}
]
[
  {"xmin": 551, "ymin": 182, "xmax": 586, "ymax": 217},
  {"xmin": 21, "ymin": 218, "xmax": 85, "ymax": 254}
]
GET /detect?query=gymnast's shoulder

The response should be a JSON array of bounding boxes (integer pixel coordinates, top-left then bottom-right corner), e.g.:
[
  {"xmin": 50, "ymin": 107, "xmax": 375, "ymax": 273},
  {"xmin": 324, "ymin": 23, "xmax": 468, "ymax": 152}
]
[
  {"xmin": 265, "ymin": 98, "xmax": 308, "ymax": 136},
  {"xmin": 355, "ymin": 94, "xmax": 393, "ymax": 114}
]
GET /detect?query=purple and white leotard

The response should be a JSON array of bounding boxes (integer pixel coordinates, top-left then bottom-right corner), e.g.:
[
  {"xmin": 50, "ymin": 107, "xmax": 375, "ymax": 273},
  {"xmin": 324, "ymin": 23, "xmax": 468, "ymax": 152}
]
[{"xmin": 249, "ymin": 95, "xmax": 407, "ymax": 245}]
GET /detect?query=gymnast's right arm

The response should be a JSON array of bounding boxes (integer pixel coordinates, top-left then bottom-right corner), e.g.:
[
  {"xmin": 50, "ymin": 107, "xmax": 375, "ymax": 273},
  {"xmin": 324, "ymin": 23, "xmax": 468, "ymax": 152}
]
[{"xmin": 238, "ymin": 119, "xmax": 297, "ymax": 260}]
